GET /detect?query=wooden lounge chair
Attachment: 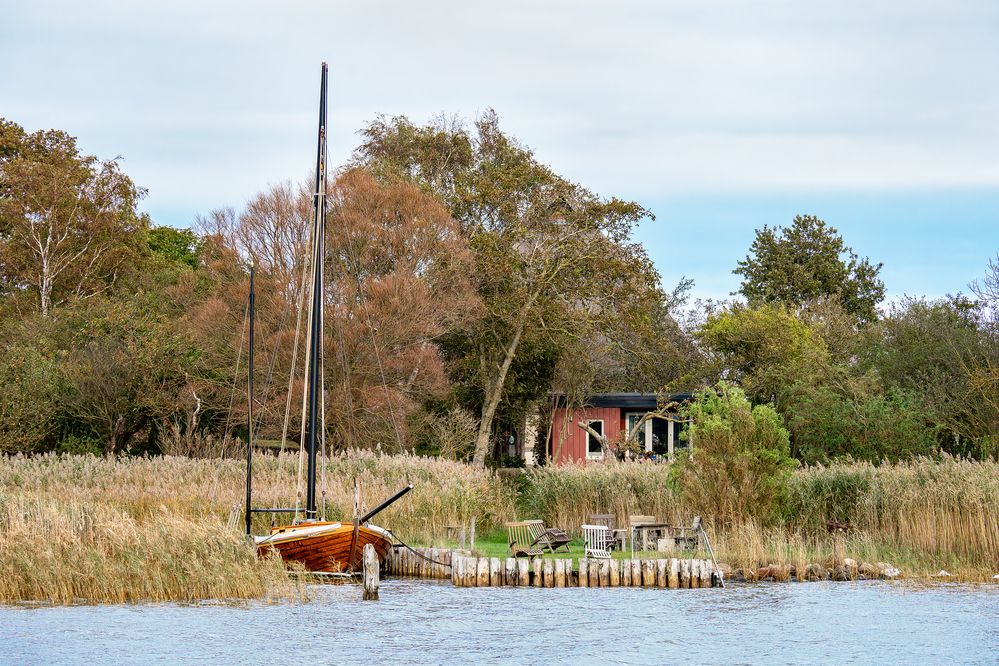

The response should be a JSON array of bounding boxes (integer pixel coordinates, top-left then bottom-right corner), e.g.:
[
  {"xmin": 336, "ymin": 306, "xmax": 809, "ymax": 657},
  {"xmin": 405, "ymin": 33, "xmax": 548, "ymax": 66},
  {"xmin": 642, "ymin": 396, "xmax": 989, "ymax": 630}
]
[
  {"xmin": 505, "ymin": 521, "xmax": 544, "ymax": 557},
  {"xmin": 582, "ymin": 524, "xmax": 612, "ymax": 559},
  {"xmin": 526, "ymin": 519, "xmax": 571, "ymax": 553}
]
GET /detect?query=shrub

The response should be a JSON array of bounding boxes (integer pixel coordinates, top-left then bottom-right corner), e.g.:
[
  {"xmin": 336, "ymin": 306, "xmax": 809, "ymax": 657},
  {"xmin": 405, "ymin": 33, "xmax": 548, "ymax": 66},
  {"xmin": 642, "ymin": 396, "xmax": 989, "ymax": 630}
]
[{"xmin": 676, "ymin": 382, "xmax": 796, "ymax": 527}]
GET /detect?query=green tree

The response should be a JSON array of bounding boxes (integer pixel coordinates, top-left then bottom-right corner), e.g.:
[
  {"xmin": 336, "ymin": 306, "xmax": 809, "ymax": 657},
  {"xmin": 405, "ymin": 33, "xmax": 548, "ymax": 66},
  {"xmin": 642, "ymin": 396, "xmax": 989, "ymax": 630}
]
[
  {"xmin": 148, "ymin": 226, "xmax": 200, "ymax": 269},
  {"xmin": 734, "ymin": 214, "xmax": 884, "ymax": 323},
  {"xmin": 0, "ymin": 119, "xmax": 148, "ymax": 316},
  {"xmin": 697, "ymin": 302, "xmax": 830, "ymax": 404},
  {"xmin": 676, "ymin": 382, "xmax": 796, "ymax": 527},
  {"xmin": 356, "ymin": 111, "xmax": 663, "ymax": 467}
]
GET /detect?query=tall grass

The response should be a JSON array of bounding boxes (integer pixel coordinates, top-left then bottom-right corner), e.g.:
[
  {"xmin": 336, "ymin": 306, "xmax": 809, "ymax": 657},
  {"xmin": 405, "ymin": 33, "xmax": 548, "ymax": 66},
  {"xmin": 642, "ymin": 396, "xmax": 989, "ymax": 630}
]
[
  {"xmin": 519, "ymin": 456, "xmax": 999, "ymax": 578},
  {"xmin": 1, "ymin": 452, "xmax": 995, "ymax": 604},
  {"xmin": 0, "ymin": 450, "xmax": 516, "ymax": 603}
]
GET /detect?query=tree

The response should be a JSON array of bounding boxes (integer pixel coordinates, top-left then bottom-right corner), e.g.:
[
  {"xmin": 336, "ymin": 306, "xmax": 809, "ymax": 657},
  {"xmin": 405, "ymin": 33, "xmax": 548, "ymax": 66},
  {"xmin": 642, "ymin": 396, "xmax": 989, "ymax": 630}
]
[
  {"xmin": 676, "ymin": 382, "xmax": 796, "ymax": 527},
  {"xmin": 734, "ymin": 214, "xmax": 884, "ymax": 323},
  {"xmin": 697, "ymin": 302, "xmax": 831, "ymax": 404},
  {"xmin": 355, "ymin": 111, "xmax": 663, "ymax": 467},
  {"xmin": 0, "ymin": 119, "xmax": 148, "ymax": 316}
]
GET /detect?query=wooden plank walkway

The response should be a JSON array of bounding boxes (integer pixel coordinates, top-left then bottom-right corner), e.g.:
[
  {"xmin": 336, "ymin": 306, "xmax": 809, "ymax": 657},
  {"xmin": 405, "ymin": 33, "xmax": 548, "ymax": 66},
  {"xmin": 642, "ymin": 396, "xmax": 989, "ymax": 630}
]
[{"xmin": 385, "ymin": 546, "xmax": 722, "ymax": 588}]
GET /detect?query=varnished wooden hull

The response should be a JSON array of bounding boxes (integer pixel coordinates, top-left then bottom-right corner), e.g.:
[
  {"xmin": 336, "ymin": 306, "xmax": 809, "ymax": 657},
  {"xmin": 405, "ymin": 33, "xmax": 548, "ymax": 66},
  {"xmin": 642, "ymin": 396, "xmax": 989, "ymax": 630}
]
[{"xmin": 255, "ymin": 522, "xmax": 393, "ymax": 572}]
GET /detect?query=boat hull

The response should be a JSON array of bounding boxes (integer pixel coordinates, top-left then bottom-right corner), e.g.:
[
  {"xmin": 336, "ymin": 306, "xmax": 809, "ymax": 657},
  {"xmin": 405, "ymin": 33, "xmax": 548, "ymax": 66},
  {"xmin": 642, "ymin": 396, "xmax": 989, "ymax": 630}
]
[{"xmin": 255, "ymin": 522, "xmax": 393, "ymax": 572}]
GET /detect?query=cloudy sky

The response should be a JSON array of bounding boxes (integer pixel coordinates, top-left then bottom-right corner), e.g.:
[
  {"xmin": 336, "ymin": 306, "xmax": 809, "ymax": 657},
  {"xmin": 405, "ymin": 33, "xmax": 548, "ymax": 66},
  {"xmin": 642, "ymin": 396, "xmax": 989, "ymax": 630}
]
[{"xmin": 3, "ymin": 0, "xmax": 997, "ymax": 301}]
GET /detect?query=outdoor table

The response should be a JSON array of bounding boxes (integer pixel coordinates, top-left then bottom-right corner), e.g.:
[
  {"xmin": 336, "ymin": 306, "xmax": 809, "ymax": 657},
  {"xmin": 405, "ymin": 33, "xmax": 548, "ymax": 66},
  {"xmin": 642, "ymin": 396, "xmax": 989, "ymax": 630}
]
[{"xmin": 630, "ymin": 523, "xmax": 672, "ymax": 555}]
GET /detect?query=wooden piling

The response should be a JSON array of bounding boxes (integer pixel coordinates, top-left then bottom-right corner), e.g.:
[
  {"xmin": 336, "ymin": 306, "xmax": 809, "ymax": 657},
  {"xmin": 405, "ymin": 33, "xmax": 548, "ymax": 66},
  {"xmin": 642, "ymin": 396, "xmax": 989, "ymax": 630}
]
[
  {"xmin": 621, "ymin": 559, "xmax": 631, "ymax": 587},
  {"xmin": 452, "ymin": 555, "xmax": 461, "ymax": 586},
  {"xmin": 681, "ymin": 558, "xmax": 691, "ymax": 588},
  {"xmin": 598, "ymin": 559, "xmax": 610, "ymax": 587},
  {"xmin": 669, "ymin": 558, "xmax": 680, "ymax": 588},
  {"xmin": 554, "ymin": 558, "xmax": 566, "ymax": 587},
  {"xmin": 641, "ymin": 559, "xmax": 655, "ymax": 587},
  {"xmin": 631, "ymin": 559, "xmax": 642, "ymax": 587},
  {"xmin": 466, "ymin": 556, "xmax": 478, "ymax": 587},
  {"xmin": 609, "ymin": 559, "xmax": 620, "ymax": 587},
  {"xmin": 541, "ymin": 558, "xmax": 553, "ymax": 588},
  {"xmin": 532, "ymin": 557, "xmax": 543, "ymax": 587},
  {"xmin": 518, "ymin": 558, "xmax": 530, "ymax": 586},
  {"xmin": 477, "ymin": 557, "xmax": 489, "ymax": 587},
  {"xmin": 362, "ymin": 543, "xmax": 379, "ymax": 601},
  {"xmin": 505, "ymin": 558, "xmax": 517, "ymax": 586},
  {"xmin": 578, "ymin": 558, "xmax": 589, "ymax": 587},
  {"xmin": 703, "ymin": 560, "xmax": 714, "ymax": 588},
  {"xmin": 588, "ymin": 559, "xmax": 600, "ymax": 588},
  {"xmin": 656, "ymin": 559, "xmax": 668, "ymax": 588},
  {"xmin": 489, "ymin": 557, "xmax": 501, "ymax": 586}
]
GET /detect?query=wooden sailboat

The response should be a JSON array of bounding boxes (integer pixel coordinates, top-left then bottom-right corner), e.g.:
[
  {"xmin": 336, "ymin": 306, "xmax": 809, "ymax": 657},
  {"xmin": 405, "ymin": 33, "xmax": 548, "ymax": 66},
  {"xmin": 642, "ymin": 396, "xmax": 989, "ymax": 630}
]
[{"xmin": 244, "ymin": 62, "xmax": 410, "ymax": 573}]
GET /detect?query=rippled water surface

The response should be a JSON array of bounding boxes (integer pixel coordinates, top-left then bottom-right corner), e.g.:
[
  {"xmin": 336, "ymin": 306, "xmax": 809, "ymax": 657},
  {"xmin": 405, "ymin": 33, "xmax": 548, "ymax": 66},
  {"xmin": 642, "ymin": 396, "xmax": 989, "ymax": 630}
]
[{"xmin": 3, "ymin": 580, "xmax": 997, "ymax": 664}]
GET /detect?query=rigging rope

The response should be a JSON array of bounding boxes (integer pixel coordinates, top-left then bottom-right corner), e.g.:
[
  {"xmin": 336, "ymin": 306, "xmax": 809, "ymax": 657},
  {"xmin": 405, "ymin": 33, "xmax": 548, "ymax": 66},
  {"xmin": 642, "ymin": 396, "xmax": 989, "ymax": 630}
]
[{"xmin": 384, "ymin": 529, "xmax": 453, "ymax": 567}]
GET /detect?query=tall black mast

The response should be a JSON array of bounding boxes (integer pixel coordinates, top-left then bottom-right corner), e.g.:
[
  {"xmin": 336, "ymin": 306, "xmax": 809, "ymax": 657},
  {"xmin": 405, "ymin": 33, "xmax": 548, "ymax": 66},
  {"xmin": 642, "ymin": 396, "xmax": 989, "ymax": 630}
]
[
  {"xmin": 306, "ymin": 62, "xmax": 328, "ymax": 519},
  {"xmin": 245, "ymin": 265, "xmax": 255, "ymax": 535}
]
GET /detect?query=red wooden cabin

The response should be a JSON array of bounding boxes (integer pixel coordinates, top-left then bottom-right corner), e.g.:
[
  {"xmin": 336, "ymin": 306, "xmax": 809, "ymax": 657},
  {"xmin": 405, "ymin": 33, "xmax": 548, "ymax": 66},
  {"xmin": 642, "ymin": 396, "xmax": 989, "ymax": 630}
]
[{"xmin": 548, "ymin": 393, "xmax": 692, "ymax": 465}]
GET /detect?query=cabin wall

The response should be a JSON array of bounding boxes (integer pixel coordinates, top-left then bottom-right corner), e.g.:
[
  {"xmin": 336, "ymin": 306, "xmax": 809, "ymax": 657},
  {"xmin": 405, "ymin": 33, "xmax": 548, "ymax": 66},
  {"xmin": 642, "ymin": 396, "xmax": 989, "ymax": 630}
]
[{"xmin": 549, "ymin": 407, "xmax": 622, "ymax": 464}]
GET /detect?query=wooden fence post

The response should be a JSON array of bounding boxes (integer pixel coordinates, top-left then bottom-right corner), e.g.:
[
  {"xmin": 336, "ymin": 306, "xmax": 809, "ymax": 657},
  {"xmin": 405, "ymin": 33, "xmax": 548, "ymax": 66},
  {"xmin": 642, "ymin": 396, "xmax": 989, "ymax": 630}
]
[
  {"xmin": 532, "ymin": 557, "xmax": 544, "ymax": 587},
  {"xmin": 645, "ymin": 559, "xmax": 655, "ymax": 587},
  {"xmin": 554, "ymin": 558, "xmax": 566, "ymax": 587},
  {"xmin": 362, "ymin": 543, "xmax": 379, "ymax": 601},
  {"xmin": 476, "ymin": 556, "xmax": 490, "ymax": 587},
  {"xmin": 489, "ymin": 557, "xmax": 501, "ymax": 586}
]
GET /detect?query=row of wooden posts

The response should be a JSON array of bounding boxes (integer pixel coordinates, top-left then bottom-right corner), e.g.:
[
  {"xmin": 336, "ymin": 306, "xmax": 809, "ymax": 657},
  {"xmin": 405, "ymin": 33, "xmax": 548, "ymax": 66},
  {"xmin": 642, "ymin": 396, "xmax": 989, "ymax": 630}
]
[
  {"xmin": 451, "ymin": 555, "xmax": 719, "ymax": 588},
  {"xmin": 387, "ymin": 546, "xmax": 720, "ymax": 588},
  {"xmin": 385, "ymin": 546, "xmax": 454, "ymax": 579}
]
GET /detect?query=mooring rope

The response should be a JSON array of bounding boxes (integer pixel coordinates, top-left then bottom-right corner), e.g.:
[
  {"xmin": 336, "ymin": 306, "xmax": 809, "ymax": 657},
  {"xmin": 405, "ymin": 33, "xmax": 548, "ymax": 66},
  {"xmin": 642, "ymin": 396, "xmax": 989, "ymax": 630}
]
[{"xmin": 383, "ymin": 529, "xmax": 453, "ymax": 567}]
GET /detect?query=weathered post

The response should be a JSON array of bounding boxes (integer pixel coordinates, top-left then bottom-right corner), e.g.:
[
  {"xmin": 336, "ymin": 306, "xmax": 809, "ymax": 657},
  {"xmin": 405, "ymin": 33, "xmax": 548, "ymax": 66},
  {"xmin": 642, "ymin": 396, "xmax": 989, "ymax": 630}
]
[
  {"xmin": 543, "ymin": 558, "xmax": 555, "ymax": 588},
  {"xmin": 599, "ymin": 559, "xmax": 611, "ymax": 587},
  {"xmin": 609, "ymin": 559, "xmax": 620, "ymax": 587},
  {"xmin": 518, "ymin": 558, "xmax": 530, "ymax": 586},
  {"xmin": 621, "ymin": 559, "xmax": 631, "ymax": 587},
  {"xmin": 578, "ymin": 558, "xmax": 589, "ymax": 587},
  {"xmin": 589, "ymin": 559, "xmax": 601, "ymax": 587},
  {"xmin": 668, "ymin": 558, "xmax": 680, "ymax": 589},
  {"xmin": 505, "ymin": 558, "xmax": 517, "ymax": 586},
  {"xmin": 477, "ymin": 557, "xmax": 490, "ymax": 587},
  {"xmin": 554, "ymin": 558, "xmax": 566, "ymax": 587},
  {"xmin": 464, "ymin": 557, "xmax": 478, "ymax": 587},
  {"xmin": 641, "ymin": 559, "xmax": 655, "ymax": 587},
  {"xmin": 656, "ymin": 559, "xmax": 667, "ymax": 588},
  {"xmin": 489, "ymin": 557, "xmax": 501, "ymax": 586},
  {"xmin": 680, "ymin": 559, "xmax": 690, "ymax": 588},
  {"xmin": 452, "ymin": 555, "xmax": 461, "ymax": 586},
  {"xmin": 532, "ymin": 557, "xmax": 544, "ymax": 587},
  {"xmin": 362, "ymin": 543, "xmax": 379, "ymax": 601},
  {"xmin": 631, "ymin": 559, "xmax": 642, "ymax": 587}
]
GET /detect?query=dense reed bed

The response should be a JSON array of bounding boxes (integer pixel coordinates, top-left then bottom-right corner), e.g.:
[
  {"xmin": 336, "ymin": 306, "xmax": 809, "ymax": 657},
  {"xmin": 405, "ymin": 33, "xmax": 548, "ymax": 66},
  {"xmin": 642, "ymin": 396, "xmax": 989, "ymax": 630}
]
[
  {"xmin": 0, "ymin": 452, "xmax": 995, "ymax": 604},
  {"xmin": 0, "ymin": 450, "xmax": 515, "ymax": 604},
  {"xmin": 523, "ymin": 456, "xmax": 999, "ymax": 579}
]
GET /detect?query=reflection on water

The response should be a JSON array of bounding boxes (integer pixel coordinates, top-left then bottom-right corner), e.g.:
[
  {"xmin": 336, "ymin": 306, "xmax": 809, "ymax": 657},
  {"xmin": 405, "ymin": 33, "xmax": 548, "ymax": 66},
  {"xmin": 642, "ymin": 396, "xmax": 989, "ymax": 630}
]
[{"xmin": 2, "ymin": 580, "xmax": 997, "ymax": 665}]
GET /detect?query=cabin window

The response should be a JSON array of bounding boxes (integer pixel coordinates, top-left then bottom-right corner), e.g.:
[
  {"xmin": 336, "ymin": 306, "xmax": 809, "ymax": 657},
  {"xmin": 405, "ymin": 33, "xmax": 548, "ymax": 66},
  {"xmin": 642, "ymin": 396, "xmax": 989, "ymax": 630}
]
[
  {"xmin": 585, "ymin": 419, "xmax": 604, "ymax": 459},
  {"xmin": 626, "ymin": 413, "xmax": 670, "ymax": 457}
]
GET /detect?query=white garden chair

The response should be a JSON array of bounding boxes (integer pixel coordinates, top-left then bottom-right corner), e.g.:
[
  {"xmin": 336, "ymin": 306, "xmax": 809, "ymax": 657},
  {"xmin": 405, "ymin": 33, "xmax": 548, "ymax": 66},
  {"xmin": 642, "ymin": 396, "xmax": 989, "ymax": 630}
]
[{"xmin": 582, "ymin": 524, "xmax": 612, "ymax": 559}]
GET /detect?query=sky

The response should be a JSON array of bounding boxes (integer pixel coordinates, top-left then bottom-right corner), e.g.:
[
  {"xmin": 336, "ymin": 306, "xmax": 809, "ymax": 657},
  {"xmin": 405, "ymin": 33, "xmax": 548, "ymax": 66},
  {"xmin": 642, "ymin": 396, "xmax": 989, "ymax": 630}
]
[{"xmin": 2, "ymin": 0, "xmax": 997, "ymax": 302}]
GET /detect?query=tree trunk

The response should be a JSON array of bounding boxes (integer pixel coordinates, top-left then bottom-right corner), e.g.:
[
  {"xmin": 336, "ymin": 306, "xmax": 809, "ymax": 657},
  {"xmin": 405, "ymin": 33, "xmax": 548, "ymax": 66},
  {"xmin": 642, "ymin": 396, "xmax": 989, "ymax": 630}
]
[{"xmin": 471, "ymin": 320, "xmax": 527, "ymax": 468}]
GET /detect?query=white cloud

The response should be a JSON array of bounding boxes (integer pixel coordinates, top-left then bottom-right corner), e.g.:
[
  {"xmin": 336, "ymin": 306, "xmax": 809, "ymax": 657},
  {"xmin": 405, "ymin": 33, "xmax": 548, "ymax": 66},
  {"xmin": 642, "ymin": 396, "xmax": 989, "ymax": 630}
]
[{"xmin": 2, "ymin": 0, "xmax": 997, "ymax": 221}]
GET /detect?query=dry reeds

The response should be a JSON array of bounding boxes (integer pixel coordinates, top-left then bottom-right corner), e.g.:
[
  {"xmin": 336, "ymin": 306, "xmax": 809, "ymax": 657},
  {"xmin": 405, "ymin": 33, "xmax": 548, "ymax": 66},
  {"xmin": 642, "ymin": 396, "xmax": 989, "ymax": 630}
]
[{"xmin": 0, "ymin": 450, "xmax": 516, "ymax": 604}]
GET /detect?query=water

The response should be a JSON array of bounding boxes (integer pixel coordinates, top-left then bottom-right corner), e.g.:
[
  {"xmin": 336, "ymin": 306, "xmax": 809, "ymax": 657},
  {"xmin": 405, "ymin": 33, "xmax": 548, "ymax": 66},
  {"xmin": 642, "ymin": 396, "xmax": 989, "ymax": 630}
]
[{"xmin": 2, "ymin": 580, "xmax": 997, "ymax": 665}]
